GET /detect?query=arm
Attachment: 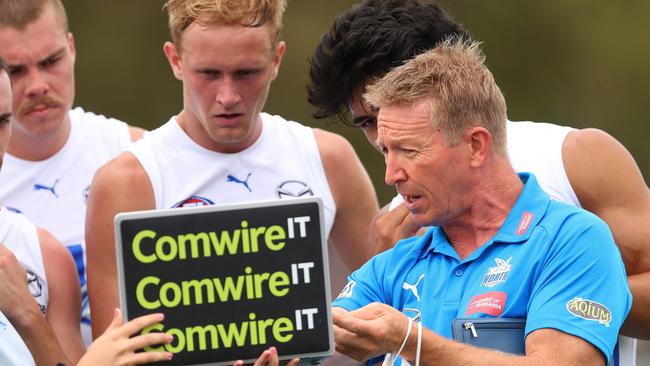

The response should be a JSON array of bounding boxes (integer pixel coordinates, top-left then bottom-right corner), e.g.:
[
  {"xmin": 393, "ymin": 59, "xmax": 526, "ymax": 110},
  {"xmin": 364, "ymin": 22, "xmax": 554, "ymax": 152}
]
[
  {"xmin": 333, "ymin": 303, "xmax": 604, "ymax": 366},
  {"xmin": 0, "ymin": 243, "xmax": 70, "ymax": 366},
  {"xmin": 314, "ymin": 129, "xmax": 379, "ymax": 270},
  {"xmin": 563, "ymin": 128, "xmax": 650, "ymax": 338},
  {"xmin": 86, "ymin": 152, "xmax": 155, "ymax": 339},
  {"xmin": 77, "ymin": 308, "xmax": 172, "ymax": 366},
  {"xmin": 38, "ymin": 229, "xmax": 85, "ymax": 363}
]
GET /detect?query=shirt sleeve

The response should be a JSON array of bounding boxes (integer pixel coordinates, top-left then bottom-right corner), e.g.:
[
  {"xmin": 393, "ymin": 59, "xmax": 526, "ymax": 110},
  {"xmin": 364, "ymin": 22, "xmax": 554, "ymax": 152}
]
[
  {"xmin": 332, "ymin": 251, "xmax": 392, "ymax": 311},
  {"xmin": 526, "ymin": 211, "xmax": 632, "ymax": 361}
]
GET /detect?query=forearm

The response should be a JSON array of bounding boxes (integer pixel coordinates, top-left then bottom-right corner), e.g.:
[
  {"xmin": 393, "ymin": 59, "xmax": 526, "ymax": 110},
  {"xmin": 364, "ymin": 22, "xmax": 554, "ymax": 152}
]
[
  {"xmin": 398, "ymin": 325, "xmax": 604, "ymax": 366},
  {"xmin": 11, "ymin": 305, "xmax": 71, "ymax": 366},
  {"xmin": 88, "ymin": 272, "xmax": 119, "ymax": 339},
  {"xmin": 398, "ymin": 326, "xmax": 527, "ymax": 366},
  {"xmin": 621, "ymin": 271, "xmax": 650, "ymax": 339}
]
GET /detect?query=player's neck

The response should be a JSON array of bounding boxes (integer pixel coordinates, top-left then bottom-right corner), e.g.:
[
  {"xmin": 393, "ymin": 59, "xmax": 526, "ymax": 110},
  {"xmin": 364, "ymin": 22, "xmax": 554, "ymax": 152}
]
[
  {"xmin": 7, "ymin": 119, "xmax": 72, "ymax": 161},
  {"xmin": 176, "ymin": 110, "xmax": 262, "ymax": 154}
]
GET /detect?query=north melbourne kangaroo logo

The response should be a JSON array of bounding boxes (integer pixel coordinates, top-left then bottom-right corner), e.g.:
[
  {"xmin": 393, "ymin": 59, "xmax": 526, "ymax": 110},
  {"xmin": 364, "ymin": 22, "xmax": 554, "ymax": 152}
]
[
  {"xmin": 33, "ymin": 179, "xmax": 60, "ymax": 198},
  {"xmin": 402, "ymin": 273, "xmax": 425, "ymax": 302},
  {"xmin": 226, "ymin": 173, "xmax": 252, "ymax": 192}
]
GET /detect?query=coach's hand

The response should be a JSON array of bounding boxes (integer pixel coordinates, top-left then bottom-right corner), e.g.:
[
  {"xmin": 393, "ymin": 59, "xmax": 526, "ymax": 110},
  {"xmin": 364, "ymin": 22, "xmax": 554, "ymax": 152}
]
[{"xmin": 333, "ymin": 304, "xmax": 410, "ymax": 362}]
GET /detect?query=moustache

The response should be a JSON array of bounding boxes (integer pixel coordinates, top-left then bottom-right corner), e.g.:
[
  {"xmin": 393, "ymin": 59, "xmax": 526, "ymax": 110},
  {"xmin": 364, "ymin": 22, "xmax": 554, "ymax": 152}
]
[{"xmin": 17, "ymin": 96, "xmax": 62, "ymax": 116}]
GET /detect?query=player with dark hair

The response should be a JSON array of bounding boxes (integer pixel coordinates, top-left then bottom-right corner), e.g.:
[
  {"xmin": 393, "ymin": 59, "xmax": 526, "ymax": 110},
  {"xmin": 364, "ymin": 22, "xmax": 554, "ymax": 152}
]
[{"xmin": 308, "ymin": 1, "xmax": 650, "ymax": 365}]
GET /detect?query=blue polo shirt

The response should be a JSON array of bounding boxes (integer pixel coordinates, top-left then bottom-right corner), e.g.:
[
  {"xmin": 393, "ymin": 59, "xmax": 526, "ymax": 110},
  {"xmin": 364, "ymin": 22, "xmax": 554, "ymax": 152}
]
[{"xmin": 334, "ymin": 173, "xmax": 631, "ymax": 363}]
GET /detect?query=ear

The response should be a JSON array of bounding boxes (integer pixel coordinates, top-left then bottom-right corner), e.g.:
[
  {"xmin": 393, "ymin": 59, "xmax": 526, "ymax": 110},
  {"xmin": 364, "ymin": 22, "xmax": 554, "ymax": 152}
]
[
  {"xmin": 67, "ymin": 32, "xmax": 76, "ymax": 63},
  {"xmin": 163, "ymin": 41, "xmax": 183, "ymax": 80},
  {"xmin": 466, "ymin": 126, "xmax": 491, "ymax": 168},
  {"xmin": 270, "ymin": 41, "xmax": 286, "ymax": 81}
]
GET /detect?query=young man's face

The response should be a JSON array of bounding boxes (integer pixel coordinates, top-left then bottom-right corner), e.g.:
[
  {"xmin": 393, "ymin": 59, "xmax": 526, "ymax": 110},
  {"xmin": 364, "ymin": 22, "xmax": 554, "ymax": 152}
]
[
  {"xmin": 349, "ymin": 89, "xmax": 380, "ymax": 152},
  {"xmin": 0, "ymin": 72, "xmax": 13, "ymax": 169},
  {"xmin": 165, "ymin": 21, "xmax": 285, "ymax": 153},
  {"xmin": 0, "ymin": 4, "xmax": 76, "ymax": 139}
]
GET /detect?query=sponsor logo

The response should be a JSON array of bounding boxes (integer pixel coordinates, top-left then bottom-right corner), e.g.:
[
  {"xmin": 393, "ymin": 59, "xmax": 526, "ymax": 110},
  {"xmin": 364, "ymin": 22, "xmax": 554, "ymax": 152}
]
[
  {"xmin": 276, "ymin": 180, "xmax": 313, "ymax": 199},
  {"xmin": 402, "ymin": 273, "xmax": 425, "ymax": 302},
  {"xmin": 226, "ymin": 173, "xmax": 253, "ymax": 193},
  {"xmin": 27, "ymin": 270, "xmax": 45, "ymax": 315},
  {"xmin": 26, "ymin": 270, "xmax": 42, "ymax": 298},
  {"xmin": 466, "ymin": 291, "xmax": 507, "ymax": 316},
  {"xmin": 171, "ymin": 195, "xmax": 214, "ymax": 208},
  {"xmin": 515, "ymin": 211, "xmax": 534, "ymax": 235},
  {"xmin": 337, "ymin": 281, "xmax": 356, "ymax": 299},
  {"xmin": 83, "ymin": 185, "xmax": 90, "ymax": 204},
  {"xmin": 566, "ymin": 297, "xmax": 611, "ymax": 327},
  {"xmin": 480, "ymin": 257, "xmax": 512, "ymax": 288},
  {"xmin": 33, "ymin": 179, "xmax": 60, "ymax": 198}
]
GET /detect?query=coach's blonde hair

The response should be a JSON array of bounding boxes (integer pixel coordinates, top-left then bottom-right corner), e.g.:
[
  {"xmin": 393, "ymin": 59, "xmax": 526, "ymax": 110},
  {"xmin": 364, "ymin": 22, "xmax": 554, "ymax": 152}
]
[
  {"xmin": 164, "ymin": 0, "xmax": 287, "ymax": 48},
  {"xmin": 365, "ymin": 38, "xmax": 507, "ymax": 155}
]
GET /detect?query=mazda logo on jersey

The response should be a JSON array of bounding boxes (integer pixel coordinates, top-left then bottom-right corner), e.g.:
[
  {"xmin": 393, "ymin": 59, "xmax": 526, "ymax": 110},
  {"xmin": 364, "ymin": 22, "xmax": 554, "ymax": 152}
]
[
  {"xmin": 26, "ymin": 270, "xmax": 42, "ymax": 298},
  {"xmin": 276, "ymin": 180, "xmax": 313, "ymax": 199}
]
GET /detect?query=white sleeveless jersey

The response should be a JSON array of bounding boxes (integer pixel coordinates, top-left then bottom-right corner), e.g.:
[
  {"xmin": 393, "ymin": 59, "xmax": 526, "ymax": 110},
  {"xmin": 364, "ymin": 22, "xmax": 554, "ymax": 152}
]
[
  {"xmin": 129, "ymin": 112, "xmax": 336, "ymax": 244},
  {"xmin": 390, "ymin": 120, "xmax": 636, "ymax": 366},
  {"xmin": 0, "ymin": 207, "xmax": 49, "ymax": 313},
  {"xmin": 505, "ymin": 121, "xmax": 581, "ymax": 206},
  {"xmin": 0, "ymin": 107, "xmax": 131, "ymax": 343},
  {"xmin": 0, "ymin": 208, "xmax": 45, "ymax": 365},
  {"xmin": 0, "ymin": 311, "xmax": 35, "ymax": 366}
]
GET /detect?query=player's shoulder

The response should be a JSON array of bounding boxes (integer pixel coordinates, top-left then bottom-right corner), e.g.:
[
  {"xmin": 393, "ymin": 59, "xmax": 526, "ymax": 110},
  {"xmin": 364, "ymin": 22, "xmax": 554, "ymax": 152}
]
[
  {"xmin": 312, "ymin": 128, "xmax": 355, "ymax": 161},
  {"xmin": 69, "ymin": 107, "xmax": 127, "ymax": 127},
  {"xmin": 36, "ymin": 227, "xmax": 73, "ymax": 266},
  {"xmin": 93, "ymin": 151, "xmax": 148, "ymax": 187},
  {"xmin": 506, "ymin": 120, "xmax": 574, "ymax": 142},
  {"xmin": 563, "ymin": 128, "xmax": 622, "ymax": 158}
]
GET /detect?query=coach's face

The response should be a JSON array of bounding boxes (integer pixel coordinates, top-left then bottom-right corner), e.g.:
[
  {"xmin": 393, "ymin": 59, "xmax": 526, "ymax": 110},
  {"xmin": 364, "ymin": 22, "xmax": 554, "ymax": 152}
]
[{"xmin": 377, "ymin": 98, "xmax": 473, "ymax": 227}]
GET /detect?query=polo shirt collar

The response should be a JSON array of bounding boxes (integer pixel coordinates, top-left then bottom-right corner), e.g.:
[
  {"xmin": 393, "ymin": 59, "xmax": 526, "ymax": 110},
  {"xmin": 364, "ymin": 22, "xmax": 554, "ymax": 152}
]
[{"xmin": 422, "ymin": 173, "xmax": 550, "ymax": 260}]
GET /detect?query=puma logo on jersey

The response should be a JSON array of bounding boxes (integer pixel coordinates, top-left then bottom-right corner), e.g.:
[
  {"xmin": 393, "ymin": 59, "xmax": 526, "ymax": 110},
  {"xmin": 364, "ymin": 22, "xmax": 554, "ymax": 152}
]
[
  {"xmin": 33, "ymin": 179, "xmax": 60, "ymax": 198},
  {"xmin": 402, "ymin": 273, "xmax": 425, "ymax": 302},
  {"xmin": 227, "ymin": 173, "xmax": 252, "ymax": 192}
]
